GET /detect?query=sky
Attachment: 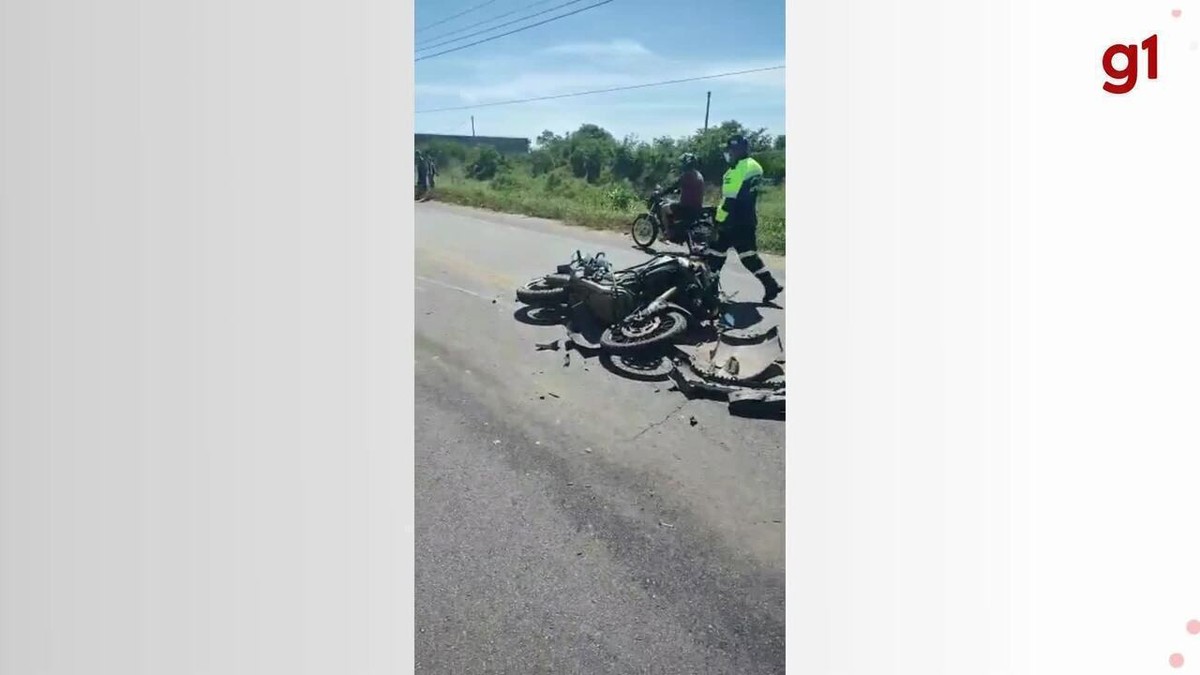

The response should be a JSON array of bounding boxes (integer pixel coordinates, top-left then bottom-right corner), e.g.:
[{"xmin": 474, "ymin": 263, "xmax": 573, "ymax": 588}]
[{"xmin": 414, "ymin": 0, "xmax": 786, "ymax": 143}]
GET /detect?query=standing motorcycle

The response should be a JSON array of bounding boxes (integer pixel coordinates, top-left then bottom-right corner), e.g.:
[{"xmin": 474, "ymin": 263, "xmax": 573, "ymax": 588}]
[
  {"xmin": 629, "ymin": 188, "xmax": 670, "ymax": 249},
  {"xmin": 630, "ymin": 188, "xmax": 718, "ymax": 252}
]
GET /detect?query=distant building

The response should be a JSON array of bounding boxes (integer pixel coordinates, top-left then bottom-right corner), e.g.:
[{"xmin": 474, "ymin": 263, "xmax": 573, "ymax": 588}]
[{"xmin": 415, "ymin": 134, "xmax": 530, "ymax": 155}]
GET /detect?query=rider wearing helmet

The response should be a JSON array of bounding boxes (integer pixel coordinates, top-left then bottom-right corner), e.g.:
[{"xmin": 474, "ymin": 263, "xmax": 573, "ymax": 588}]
[
  {"xmin": 705, "ymin": 135, "xmax": 783, "ymax": 303},
  {"xmin": 659, "ymin": 152, "xmax": 706, "ymax": 242}
]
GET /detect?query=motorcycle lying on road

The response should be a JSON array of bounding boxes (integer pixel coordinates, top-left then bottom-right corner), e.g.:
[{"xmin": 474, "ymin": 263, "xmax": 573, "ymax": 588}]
[
  {"xmin": 515, "ymin": 237, "xmax": 721, "ymax": 353},
  {"xmin": 629, "ymin": 187, "xmax": 717, "ymax": 250}
]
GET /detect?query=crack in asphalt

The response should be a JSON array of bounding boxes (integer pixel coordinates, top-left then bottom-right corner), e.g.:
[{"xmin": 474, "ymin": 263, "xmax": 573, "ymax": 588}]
[{"xmin": 628, "ymin": 400, "xmax": 690, "ymax": 442}]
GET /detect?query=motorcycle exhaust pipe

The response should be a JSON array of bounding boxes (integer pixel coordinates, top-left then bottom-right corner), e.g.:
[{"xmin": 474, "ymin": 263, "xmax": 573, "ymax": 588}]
[{"xmin": 637, "ymin": 286, "xmax": 678, "ymax": 318}]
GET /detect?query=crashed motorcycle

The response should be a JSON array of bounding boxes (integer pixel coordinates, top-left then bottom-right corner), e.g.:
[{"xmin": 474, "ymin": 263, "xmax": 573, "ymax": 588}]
[{"xmin": 515, "ymin": 246, "xmax": 721, "ymax": 353}]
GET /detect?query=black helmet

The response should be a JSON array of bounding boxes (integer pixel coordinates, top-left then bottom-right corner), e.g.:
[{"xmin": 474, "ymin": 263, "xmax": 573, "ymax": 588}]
[
  {"xmin": 725, "ymin": 135, "xmax": 749, "ymax": 153},
  {"xmin": 678, "ymin": 152, "xmax": 698, "ymax": 169}
]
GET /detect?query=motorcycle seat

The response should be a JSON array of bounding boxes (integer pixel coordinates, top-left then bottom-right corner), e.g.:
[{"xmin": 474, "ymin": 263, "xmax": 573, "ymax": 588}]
[{"xmin": 575, "ymin": 278, "xmax": 613, "ymax": 295}]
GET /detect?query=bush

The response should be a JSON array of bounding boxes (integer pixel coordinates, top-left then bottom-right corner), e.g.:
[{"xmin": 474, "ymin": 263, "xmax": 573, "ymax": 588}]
[
  {"xmin": 416, "ymin": 119, "xmax": 786, "ymax": 252},
  {"xmin": 469, "ymin": 146, "xmax": 505, "ymax": 181},
  {"xmin": 604, "ymin": 184, "xmax": 638, "ymax": 211},
  {"xmin": 490, "ymin": 170, "xmax": 523, "ymax": 192},
  {"xmin": 544, "ymin": 169, "xmax": 566, "ymax": 192},
  {"xmin": 757, "ymin": 150, "xmax": 786, "ymax": 182},
  {"xmin": 529, "ymin": 148, "xmax": 555, "ymax": 176}
]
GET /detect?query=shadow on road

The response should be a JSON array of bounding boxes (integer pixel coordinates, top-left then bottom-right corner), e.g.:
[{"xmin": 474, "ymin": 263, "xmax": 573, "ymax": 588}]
[
  {"xmin": 719, "ymin": 301, "xmax": 766, "ymax": 330},
  {"xmin": 512, "ymin": 305, "xmax": 566, "ymax": 327}
]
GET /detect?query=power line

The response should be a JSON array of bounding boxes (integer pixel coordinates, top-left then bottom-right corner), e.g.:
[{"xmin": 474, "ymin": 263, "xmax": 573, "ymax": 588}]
[
  {"xmin": 417, "ymin": 0, "xmax": 595, "ymax": 54},
  {"xmin": 416, "ymin": 0, "xmax": 500, "ymax": 35},
  {"xmin": 415, "ymin": 0, "xmax": 613, "ymax": 62},
  {"xmin": 416, "ymin": 0, "xmax": 563, "ymax": 49},
  {"xmin": 415, "ymin": 65, "xmax": 785, "ymax": 113},
  {"xmin": 417, "ymin": 0, "xmax": 590, "ymax": 53},
  {"xmin": 415, "ymin": 0, "xmax": 592, "ymax": 54}
]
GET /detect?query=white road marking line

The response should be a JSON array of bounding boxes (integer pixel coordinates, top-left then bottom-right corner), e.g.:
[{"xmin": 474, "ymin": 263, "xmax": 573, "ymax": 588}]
[{"xmin": 415, "ymin": 274, "xmax": 495, "ymax": 301}]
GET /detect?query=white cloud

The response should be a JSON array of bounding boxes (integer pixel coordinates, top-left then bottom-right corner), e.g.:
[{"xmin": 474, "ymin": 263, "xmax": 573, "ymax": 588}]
[
  {"xmin": 417, "ymin": 70, "xmax": 642, "ymax": 104},
  {"xmin": 541, "ymin": 39, "xmax": 654, "ymax": 59}
]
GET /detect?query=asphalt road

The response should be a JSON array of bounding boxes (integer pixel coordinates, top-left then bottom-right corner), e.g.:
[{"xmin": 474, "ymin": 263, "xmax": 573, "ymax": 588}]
[{"xmin": 415, "ymin": 203, "xmax": 787, "ymax": 674}]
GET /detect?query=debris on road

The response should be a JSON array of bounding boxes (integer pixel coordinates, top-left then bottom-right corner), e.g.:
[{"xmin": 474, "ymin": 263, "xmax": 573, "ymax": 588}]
[
  {"xmin": 658, "ymin": 521, "xmax": 675, "ymax": 529},
  {"xmin": 548, "ymin": 392, "xmax": 560, "ymax": 399},
  {"xmin": 689, "ymin": 416, "xmax": 698, "ymax": 427},
  {"xmin": 513, "ymin": 250, "xmax": 785, "ymax": 418},
  {"xmin": 535, "ymin": 340, "xmax": 560, "ymax": 352}
]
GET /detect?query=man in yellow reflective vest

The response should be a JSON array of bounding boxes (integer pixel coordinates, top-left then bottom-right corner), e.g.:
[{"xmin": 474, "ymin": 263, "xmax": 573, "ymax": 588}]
[{"xmin": 705, "ymin": 135, "xmax": 784, "ymax": 304}]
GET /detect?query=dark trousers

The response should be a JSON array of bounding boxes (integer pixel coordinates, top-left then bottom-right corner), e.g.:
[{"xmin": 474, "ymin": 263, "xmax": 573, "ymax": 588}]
[{"xmin": 705, "ymin": 221, "xmax": 780, "ymax": 289}]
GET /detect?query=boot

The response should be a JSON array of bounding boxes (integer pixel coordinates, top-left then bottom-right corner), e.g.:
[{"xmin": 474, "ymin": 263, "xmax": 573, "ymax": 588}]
[{"xmin": 761, "ymin": 275, "xmax": 783, "ymax": 304}]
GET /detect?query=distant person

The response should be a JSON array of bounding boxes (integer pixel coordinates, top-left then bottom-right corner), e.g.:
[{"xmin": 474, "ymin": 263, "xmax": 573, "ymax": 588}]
[
  {"xmin": 416, "ymin": 151, "xmax": 429, "ymax": 196},
  {"xmin": 706, "ymin": 135, "xmax": 784, "ymax": 304},
  {"xmin": 658, "ymin": 152, "xmax": 705, "ymax": 242},
  {"xmin": 427, "ymin": 154, "xmax": 438, "ymax": 190}
]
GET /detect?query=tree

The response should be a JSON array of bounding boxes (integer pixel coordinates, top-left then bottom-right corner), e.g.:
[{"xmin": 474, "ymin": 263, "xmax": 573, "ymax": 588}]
[
  {"xmin": 427, "ymin": 117, "xmax": 781, "ymax": 189},
  {"xmin": 757, "ymin": 150, "xmax": 786, "ymax": 182},
  {"xmin": 529, "ymin": 148, "xmax": 556, "ymax": 176},
  {"xmin": 568, "ymin": 137, "xmax": 614, "ymax": 183}
]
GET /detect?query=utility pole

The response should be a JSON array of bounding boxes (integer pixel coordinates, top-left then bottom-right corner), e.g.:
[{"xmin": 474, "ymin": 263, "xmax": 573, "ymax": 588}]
[
  {"xmin": 704, "ymin": 91, "xmax": 711, "ymax": 131},
  {"xmin": 470, "ymin": 115, "xmax": 476, "ymax": 137}
]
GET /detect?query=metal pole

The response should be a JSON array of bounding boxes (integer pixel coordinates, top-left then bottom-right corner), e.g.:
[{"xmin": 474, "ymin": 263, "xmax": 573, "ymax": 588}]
[
  {"xmin": 704, "ymin": 91, "xmax": 711, "ymax": 131},
  {"xmin": 471, "ymin": 116, "xmax": 476, "ymax": 137}
]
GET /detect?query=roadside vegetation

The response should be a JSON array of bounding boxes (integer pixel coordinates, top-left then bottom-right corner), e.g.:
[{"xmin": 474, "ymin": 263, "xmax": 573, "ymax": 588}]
[{"xmin": 417, "ymin": 120, "xmax": 787, "ymax": 255}]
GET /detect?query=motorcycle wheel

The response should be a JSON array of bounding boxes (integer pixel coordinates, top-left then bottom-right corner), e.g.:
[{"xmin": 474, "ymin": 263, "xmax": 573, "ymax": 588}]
[
  {"xmin": 600, "ymin": 352, "xmax": 675, "ymax": 382},
  {"xmin": 516, "ymin": 277, "xmax": 568, "ymax": 305},
  {"xmin": 599, "ymin": 310, "xmax": 689, "ymax": 352},
  {"xmin": 630, "ymin": 213, "xmax": 658, "ymax": 249}
]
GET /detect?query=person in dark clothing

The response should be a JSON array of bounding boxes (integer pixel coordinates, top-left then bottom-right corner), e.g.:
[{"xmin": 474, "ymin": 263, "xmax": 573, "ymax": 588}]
[
  {"xmin": 416, "ymin": 151, "xmax": 429, "ymax": 196},
  {"xmin": 659, "ymin": 153, "xmax": 706, "ymax": 242},
  {"xmin": 705, "ymin": 135, "xmax": 784, "ymax": 303}
]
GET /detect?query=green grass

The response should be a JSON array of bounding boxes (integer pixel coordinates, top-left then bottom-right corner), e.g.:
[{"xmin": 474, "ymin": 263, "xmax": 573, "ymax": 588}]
[{"xmin": 424, "ymin": 167, "xmax": 786, "ymax": 255}]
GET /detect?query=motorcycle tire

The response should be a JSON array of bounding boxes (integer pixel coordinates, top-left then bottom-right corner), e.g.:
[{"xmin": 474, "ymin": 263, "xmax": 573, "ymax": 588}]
[
  {"xmin": 630, "ymin": 213, "xmax": 658, "ymax": 249},
  {"xmin": 600, "ymin": 352, "xmax": 675, "ymax": 382},
  {"xmin": 516, "ymin": 277, "xmax": 568, "ymax": 305},
  {"xmin": 599, "ymin": 310, "xmax": 689, "ymax": 353}
]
